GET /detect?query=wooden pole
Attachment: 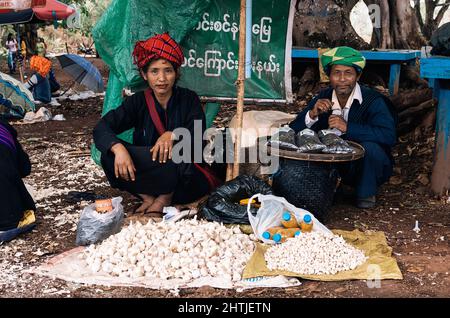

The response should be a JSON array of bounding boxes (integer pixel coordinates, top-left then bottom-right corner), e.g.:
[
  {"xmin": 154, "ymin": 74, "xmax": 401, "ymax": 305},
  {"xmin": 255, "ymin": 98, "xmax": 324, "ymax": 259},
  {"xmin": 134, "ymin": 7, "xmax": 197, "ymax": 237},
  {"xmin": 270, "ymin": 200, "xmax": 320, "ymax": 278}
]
[
  {"xmin": 18, "ymin": 65, "xmax": 24, "ymax": 83},
  {"xmin": 15, "ymin": 25, "xmax": 24, "ymax": 83},
  {"xmin": 231, "ymin": 0, "xmax": 247, "ymax": 179},
  {"xmin": 430, "ymin": 80, "xmax": 450, "ymax": 196},
  {"xmin": 226, "ymin": 163, "xmax": 234, "ymax": 181}
]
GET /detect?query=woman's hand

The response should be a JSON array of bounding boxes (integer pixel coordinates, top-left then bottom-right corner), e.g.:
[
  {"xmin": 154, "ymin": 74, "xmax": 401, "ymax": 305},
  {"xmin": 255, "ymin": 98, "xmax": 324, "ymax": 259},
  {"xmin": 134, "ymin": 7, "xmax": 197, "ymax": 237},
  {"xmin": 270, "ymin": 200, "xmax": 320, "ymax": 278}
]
[
  {"xmin": 111, "ymin": 143, "xmax": 136, "ymax": 181},
  {"xmin": 150, "ymin": 131, "xmax": 174, "ymax": 163}
]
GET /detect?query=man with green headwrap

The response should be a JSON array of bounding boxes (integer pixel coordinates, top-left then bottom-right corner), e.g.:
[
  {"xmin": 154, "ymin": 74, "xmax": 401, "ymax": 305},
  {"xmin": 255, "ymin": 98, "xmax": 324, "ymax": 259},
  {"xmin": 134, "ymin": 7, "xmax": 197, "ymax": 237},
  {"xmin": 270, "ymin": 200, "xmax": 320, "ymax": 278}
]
[{"xmin": 289, "ymin": 46, "xmax": 397, "ymax": 209}]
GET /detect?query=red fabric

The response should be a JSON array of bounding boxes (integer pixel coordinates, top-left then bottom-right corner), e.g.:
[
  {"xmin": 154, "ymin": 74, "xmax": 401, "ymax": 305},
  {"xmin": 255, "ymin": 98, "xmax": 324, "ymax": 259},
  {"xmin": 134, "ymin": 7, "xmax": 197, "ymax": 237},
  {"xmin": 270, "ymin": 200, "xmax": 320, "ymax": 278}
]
[
  {"xmin": 0, "ymin": 0, "xmax": 46, "ymax": 12},
  {"xmin": 33, "ymin": 0, "xmax": 75, "ymax": 20},
  {"xmin": 133, "ymin": 33, "xmax": 184, "ymax": 69},
  {"xmin": 144, "ymin": 89, "xmax": 163, "ymax": 135},
  {"xmin": 32, "ymin": 0, "xmax": 47, "ymax": 8},
  {"xmin": 192, "ymin": 163, "xmax": 222, "ymax": 190},
  {"xmin": 144, "ymin": 88, "xmax": 221, "ymax": 191}
]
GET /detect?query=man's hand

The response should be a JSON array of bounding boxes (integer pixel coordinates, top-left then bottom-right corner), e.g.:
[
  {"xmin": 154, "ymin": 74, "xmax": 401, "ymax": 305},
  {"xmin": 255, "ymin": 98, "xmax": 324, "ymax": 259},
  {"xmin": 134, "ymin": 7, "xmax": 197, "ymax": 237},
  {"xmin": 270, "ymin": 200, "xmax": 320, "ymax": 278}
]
[
  {"xmin": 328, "ymin": 115, "xmax": 347, "ymax": 133},
  {"xmin": 111, "ymin": 143, "xmax": 136, "ymax": 181},
  {"xmin": 150, "ymin": 131, "xmax": 174, "ymax": 163},
  {"xmin": 309, "ymin": 99, "xmax": 333, "ymax": 119}
]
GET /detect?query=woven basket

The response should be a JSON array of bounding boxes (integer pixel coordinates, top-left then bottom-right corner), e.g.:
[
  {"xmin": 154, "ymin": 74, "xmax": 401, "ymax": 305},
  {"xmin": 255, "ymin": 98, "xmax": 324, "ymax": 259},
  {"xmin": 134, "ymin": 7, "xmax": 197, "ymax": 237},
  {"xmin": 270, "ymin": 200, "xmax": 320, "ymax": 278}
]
[{"xmin": 272, "ymin": 158, "xmax": 339, "ymax": 222}]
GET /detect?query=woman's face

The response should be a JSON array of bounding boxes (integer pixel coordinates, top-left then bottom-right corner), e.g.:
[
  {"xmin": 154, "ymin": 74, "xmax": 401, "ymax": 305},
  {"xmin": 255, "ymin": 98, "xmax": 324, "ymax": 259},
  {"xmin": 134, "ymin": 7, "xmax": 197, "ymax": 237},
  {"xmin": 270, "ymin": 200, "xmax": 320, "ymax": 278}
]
[{"xmin": 141, "ymin": 58, "xmax": 177, "ymax": 97}]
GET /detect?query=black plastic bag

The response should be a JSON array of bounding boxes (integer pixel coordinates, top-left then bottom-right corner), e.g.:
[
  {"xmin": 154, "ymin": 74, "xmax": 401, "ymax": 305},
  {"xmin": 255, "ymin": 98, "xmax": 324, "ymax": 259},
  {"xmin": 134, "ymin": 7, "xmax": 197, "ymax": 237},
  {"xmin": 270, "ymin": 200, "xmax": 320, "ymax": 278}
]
[
  {"xmin": 295, "ymin": 128, "xmax": 326, "ymax": 153},
  {"xmin": 318, "ymin": 130, "xmax": 354, "ymax": 154},
  {"xmin": 430, "ymin": 22, "xmax": 450, "ymax": 57},
  {"xmin": 200, "ymin": 175, "xmax": 272, "ymax": 224}
]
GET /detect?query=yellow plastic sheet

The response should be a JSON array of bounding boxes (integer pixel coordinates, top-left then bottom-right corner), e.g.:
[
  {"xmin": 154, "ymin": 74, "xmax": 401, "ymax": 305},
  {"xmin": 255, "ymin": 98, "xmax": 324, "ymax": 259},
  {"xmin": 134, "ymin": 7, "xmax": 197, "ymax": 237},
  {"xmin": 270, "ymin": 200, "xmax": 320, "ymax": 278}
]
[
  {"xmin": 17, "ymin": 210, "xmax": 35, "ymax": 228},
  {"xmin": 243, "ymin": 229, "xmax": 403, "ymax": 281}
]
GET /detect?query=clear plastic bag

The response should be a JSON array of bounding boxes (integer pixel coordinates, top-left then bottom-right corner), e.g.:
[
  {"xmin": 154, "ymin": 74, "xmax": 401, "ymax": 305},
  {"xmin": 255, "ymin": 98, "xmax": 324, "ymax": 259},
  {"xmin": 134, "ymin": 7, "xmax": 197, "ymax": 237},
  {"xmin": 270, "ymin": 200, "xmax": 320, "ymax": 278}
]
[
  {"xmin": 295, "ymin": 128, "xmax": 326, "ymax": 153},
  {"xmin": 318, "ymin": 129, "xmax": 354, "ymax": 154},
  {"xmin": 268, "ymin": 126, "xmax": 299, "ymax": 151},
  {"xmin": 246, "ymin": 193, "xmax": 332, "ymax": 244},
  {"xmin": 75, "ymin": 197, "xmax": 124, "ymax": 246}
]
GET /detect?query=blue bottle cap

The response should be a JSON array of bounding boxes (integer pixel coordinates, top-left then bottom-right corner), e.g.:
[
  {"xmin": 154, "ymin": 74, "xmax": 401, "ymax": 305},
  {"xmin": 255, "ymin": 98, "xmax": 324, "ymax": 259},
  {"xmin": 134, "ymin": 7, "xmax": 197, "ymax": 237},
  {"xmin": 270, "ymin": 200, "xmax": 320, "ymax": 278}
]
[
  {"xmin": 294, "ymin": 230, "xmax": 301, "ymax": 237},
  {"xmin": 304, "ymin": 214, "xmax": 312, "ymax": 223},
  {"xmin": 282, "ymin": 211, "xmax": 291, "ymax": 221},
  {"xmin": 262, "ymin": 231, "xmax": 271, "ymax": 240},
  {"xmin": 273, "ymin": 233, "xmax": 282, "ymax": 243}
]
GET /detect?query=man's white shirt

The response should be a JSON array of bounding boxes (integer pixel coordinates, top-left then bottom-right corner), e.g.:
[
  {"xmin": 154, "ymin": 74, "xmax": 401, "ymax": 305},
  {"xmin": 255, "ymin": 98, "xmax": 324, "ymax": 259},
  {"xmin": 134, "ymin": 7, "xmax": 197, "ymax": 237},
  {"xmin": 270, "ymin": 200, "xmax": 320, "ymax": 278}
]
[{"xmin": 304, "ymin": 83, "xmax": 363, "ymax": 132}]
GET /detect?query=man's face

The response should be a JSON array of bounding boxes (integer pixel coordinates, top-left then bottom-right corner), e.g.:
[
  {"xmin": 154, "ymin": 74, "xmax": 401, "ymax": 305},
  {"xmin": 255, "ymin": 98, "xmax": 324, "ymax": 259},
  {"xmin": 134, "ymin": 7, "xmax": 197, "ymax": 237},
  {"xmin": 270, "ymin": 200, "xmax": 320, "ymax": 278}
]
[
  {"xmin": 329, "ymin": 64, "xmax": 360, "ymax": 97},
  {"xmin": 141, "ymin": 58, "xmax": 177, "ymax": 97}
]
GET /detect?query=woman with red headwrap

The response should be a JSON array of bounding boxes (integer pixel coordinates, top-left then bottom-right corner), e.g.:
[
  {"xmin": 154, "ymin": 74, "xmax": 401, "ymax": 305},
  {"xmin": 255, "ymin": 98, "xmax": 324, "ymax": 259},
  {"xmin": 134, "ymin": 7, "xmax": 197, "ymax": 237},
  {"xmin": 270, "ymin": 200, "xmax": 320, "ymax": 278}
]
[{"xmin": 94, "ymin": 33, "xmax": 220, "ymax": 213}]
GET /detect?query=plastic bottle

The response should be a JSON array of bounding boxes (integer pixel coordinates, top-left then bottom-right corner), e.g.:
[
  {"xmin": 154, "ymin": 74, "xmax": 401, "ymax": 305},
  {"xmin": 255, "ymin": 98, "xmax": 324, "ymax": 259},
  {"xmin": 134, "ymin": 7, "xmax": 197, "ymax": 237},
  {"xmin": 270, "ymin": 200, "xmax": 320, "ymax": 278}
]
[
  {"xmin": 262, "ymin": 226, "xmax": 284, "ymax": 240},
  {"xmin": 95, "ymin": 198, "xmax": 112, "ymax": 213},
  {"xmin": 300, "ymin": 214, "xmax": 313, "ymax": 232},
  {"xmin": 272, "ymin": 228, "xmax": 301, "ymax": 243},
  {"xmin": 281, "ymin": 211, "xmax": 298, "ymax": 228}
]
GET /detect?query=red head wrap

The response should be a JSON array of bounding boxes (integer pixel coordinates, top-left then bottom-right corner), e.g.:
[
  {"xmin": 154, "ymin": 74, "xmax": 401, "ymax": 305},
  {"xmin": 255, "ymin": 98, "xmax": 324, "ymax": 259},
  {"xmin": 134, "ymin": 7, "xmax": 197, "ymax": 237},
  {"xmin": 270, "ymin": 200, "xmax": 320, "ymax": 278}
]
[{"xmin": 132, "ymin": 32, "xmax": 184, "ymax": 69}]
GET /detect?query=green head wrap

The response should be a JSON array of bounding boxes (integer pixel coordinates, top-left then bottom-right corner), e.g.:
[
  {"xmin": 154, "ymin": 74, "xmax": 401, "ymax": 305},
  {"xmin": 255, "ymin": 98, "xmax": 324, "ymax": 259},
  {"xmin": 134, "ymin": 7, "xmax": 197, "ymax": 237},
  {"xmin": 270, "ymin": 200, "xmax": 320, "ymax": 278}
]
[{"xmin": 321, "ymin": 46, "xmax": 366, "ymax": 75}]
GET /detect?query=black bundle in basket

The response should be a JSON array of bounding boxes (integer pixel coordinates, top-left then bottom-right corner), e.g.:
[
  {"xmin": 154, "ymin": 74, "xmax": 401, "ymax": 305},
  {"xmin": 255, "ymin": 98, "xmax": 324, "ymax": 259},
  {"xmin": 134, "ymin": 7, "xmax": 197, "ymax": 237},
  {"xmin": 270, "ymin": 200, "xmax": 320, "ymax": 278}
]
[{"xmin": 272, "ymin": 158, "xmax": 339, "ymax": 222}]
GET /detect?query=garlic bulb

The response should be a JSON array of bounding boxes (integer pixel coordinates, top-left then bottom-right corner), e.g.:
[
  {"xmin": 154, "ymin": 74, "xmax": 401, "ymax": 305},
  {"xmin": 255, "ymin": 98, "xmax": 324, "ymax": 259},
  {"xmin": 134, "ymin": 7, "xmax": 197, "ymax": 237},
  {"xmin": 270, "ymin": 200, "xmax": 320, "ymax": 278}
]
[
  {"xmin": 265, "ymin": 232, "xmax": 367, "ymax": 275},
  {"xmin": 83, "ymin": 218, "xmax": 255, "ymax": 282}
]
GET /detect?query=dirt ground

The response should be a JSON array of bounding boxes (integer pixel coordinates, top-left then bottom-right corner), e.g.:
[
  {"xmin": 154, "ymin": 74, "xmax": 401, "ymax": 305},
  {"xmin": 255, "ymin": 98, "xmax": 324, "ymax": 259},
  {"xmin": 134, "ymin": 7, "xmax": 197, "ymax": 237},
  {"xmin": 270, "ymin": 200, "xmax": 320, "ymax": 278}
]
[{"xmin": 0, "ymin": 57, "xmax": 449, "ymax": 298}]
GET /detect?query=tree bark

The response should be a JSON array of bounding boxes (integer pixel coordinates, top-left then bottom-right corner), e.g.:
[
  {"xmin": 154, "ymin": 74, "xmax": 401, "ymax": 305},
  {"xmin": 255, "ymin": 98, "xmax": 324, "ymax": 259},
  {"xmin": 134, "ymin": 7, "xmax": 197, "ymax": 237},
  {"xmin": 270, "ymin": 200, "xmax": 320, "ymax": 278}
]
[
  {"xmin": 389, "ymin": 88, "xmax": 433, "ymax": 112},
  {"xmin": 398, "ymin": 99, "xmax": 435, "ymax": 122},
  {"xmin": 364, "ymin": 0, "xmax": 427, "ymax": 48},
  {"xmin": 402, "ymin": 65, "xmax": 430, "ymax": 88},
  {"xmin": 417, "ymin": 0, "xmax": 450, "ymax": 40},
  {"xmin": 296, "ymin": 65, "xmax": 319, "ymax": 98},
  {"xmin": 411, "ymin": 108, "xmax": 436, "ymax": 140},
  {"xmin": 293, "ymin": 0, "xmax": 371, "ymax": 49},
  {"xmin": 23, "ymin": 24, "xmax": 39, "ymax": 55}
]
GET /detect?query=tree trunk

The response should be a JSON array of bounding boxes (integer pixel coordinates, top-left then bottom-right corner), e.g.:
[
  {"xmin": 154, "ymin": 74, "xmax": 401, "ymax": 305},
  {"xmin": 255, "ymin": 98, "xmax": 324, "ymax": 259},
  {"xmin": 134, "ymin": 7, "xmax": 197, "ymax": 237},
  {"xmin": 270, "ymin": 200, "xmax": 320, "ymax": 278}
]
[
  {"xmin": 398, "ymin": 99, "xmax": 436, "ymax": 122},
  {"xmin": 23, "ymin": 24, "xmax": 39, "ymax": 55},
  {"xmin": 293, "ymin": 0, "xmax": 371, "ymax": 49},
  {"xmin": 413, "ymin": 108, "xmax": 436, "ymax": 140},
  {"xmin": 416, "ymin": 0, "xmax": 450, "ymax": 40},
  {"xmin": 364, "ymin": 0, "xmax": 427, "ymax": 48},
  {"xmin": 390, "ymin": 88, "xmax": 433, "ymax": 112},
  {"xmin": 296, "ymin": 65, "xmax": 319, "ymax": 98}
]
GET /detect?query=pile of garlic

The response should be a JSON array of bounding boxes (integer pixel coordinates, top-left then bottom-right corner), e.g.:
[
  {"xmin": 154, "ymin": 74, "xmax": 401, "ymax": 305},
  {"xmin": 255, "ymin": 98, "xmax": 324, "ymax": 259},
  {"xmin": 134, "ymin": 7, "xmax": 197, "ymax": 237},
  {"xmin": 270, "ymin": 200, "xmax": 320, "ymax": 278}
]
[
  {"xmin": 82, "ymin": 218, "xmax": 255, "ymax": 281},
  {"xmin": 265, "ymin": 232, "xmax": 367, "ymax": 275}
]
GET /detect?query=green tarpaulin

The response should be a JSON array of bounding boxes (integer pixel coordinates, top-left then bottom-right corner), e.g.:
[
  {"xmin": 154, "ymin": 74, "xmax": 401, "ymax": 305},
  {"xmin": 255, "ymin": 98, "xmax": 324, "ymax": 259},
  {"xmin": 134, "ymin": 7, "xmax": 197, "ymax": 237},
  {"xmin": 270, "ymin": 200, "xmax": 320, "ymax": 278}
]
[
  {"xmin": 91, "ymin": 0, "xmax": 212, "ymax": 162},
  {"xmin": 91, "ymin": 0, "xmax": 293, "ymax": 164}
]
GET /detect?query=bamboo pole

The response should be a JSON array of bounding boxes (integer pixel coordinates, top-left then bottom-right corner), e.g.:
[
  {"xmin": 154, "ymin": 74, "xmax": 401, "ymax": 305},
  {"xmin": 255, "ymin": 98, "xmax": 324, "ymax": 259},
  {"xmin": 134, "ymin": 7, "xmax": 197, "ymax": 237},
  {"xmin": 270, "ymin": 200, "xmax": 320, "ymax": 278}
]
[
  {"xmin": 16, "ymin": 25, "xmax": 24, "ymax": 83},
  {"xmin": 18, "ymin": 65, "xmax": 24, "ymax": 83},
  {"xmin": 231, "ymin": 0, "xmax": 247, "ymax": 180},
  {"xmin": 226, "ymin": 163, "xmax": 234, "ymax": 181}
]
